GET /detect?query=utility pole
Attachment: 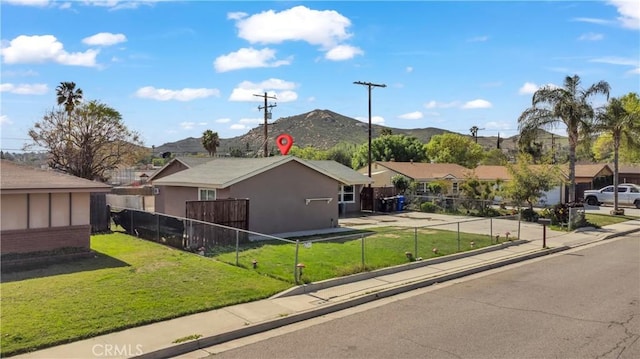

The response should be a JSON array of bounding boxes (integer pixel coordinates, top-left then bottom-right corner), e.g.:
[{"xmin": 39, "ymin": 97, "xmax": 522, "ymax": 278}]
[
  {"xmin": 353, "ymin": 81, "xmax": 386, "ymax": 185},
  {"xmin": 253, "ymin": 92, "xmax": 277, "ymax": 157}
]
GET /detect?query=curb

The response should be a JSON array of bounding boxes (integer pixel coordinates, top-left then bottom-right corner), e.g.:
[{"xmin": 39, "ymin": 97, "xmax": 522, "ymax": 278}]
[{"xmin": 135, "ymin": 244, "xmax": 568, "ymax": 359}]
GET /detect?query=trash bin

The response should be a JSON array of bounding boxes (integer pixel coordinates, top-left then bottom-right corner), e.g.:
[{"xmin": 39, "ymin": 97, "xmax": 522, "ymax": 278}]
[
  {"xmin": 383, "ymin": 197, "xmax": 396, "ymax": 212},
  {"xmin": 338, "ymin": 202, "xmax": 345, "ymax": 217},
  {"xmin": 397, "ymin": 195, "xmax": 405, "ymax": 211}
]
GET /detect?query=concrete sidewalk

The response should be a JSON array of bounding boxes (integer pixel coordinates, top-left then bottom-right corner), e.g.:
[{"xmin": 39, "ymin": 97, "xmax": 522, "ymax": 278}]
[{"xmin": 13, "ymin": 217, "xmax": 640, "ymax": 359}]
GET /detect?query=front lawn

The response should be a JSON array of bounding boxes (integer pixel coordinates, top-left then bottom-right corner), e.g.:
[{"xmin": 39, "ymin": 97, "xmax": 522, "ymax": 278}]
[
  {"xmin": 0, "ymin": 233, "xmax": 290, "ymax": 357},
  {"xmin": 214, "ymin": 226, "xmax": 496, "ymax": 283},
  {"xmin": 585, "ymin": 213, "xmax": 639, "ymax": 228}
]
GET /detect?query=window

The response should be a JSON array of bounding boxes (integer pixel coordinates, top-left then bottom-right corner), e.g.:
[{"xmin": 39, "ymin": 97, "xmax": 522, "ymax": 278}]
[
  {"xmin": 452, "ymin": 182, "xmax": 459, "ymax": 194},
  {"xmin": 198, "ymin": 188, "xmax": 216, "ymax": 200},
  {"xmin": 339, "ymin": 185, "xmax": 355, "ymax": 203}
]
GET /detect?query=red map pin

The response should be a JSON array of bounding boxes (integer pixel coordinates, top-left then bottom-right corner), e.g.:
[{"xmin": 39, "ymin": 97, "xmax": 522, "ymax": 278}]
[{"xmin": 276, "ymin": 133, "xmax": 293, "ymax": 155}]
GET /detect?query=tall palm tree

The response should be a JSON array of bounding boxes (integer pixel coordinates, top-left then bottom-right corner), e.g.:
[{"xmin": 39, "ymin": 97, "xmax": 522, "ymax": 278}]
[
  {"xmin": 56, "ymin": 81, "xmax": 83, "ymax": 116},
  {"xmin": 593, "ymin": 93, "xmax": 640, "ymax": 214},
  {"xmin": 202, "ymin": 130, "xmax": 220, "ymax": 157},
  {"xmin": 518, "ymin": 75, "xmax": 610, "ymax": 203}
]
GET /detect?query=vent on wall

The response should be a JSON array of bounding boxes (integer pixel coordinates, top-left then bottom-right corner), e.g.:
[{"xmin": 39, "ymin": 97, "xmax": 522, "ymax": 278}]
[{"xmin": 153, "ymin": 187, "xmax": 160, "ymax": 195}]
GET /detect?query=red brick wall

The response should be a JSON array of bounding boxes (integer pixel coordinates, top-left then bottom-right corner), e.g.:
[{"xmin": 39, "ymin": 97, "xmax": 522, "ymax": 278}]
[{"xmin": 0, "ymin": 225, "xmax": 91, "ymax": 254}]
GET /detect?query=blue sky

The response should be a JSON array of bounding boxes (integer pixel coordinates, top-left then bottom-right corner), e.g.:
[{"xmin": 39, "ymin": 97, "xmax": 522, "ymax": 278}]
[{"xmin": 1, "ymin": 0, "xmax": 639, "ymax": 152}]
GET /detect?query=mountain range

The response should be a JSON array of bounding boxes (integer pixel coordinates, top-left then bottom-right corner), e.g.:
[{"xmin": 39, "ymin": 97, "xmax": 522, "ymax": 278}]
[{"xmin": 154, "ymin": 109, "xmax": 565, "ymax": 157}]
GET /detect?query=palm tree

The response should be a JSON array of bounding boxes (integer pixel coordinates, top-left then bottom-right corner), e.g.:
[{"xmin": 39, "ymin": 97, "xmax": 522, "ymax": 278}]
[
  {"xmin": 518, "ymin": 75, "xmax": 610, "ymax": 203},
  {"xmin": 202, "ymin": 130, "xmax": 220, "ymax": 157},
  {"xmin": 593, "ymin": 93, "xmax": 640, "ymax": 214},
  {"xmin": 470, "ymin": 126, "xmax": 479, "ymax": 143},
  {"xmin": 56, "ymin": 81, "xmax": 83, "ymax": 116}
]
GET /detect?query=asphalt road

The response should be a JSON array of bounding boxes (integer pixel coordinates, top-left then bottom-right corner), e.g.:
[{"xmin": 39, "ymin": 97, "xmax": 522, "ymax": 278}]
[{"xmin": 196, "ymin": 235, "xmax": 640, "ymax": 359}]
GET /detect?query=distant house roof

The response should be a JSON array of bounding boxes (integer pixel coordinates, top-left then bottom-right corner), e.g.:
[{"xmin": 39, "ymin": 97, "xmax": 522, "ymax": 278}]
[
  {"xmin": 153, "ymin": 156, "xmax": 372, "ymax": 188},
  {"xmin": 372, "ymin": 161, "xmax": 468, "ymax": 180},
  {"xmin": 148, "ymin": 156, "xmax": 216, "ymax": 182},
  {"xmin": 617, "ymin": 164, "xmax": 640, "ymax": 174},
  {"xmin": 469, "ymin": 165, "xmax": 512, "ymax": 181},
  {"xmin": 306, "ymin": 160, "xmax": 373, "ymax": 185},
  {"xmin": 0, "ymin": 160, "xmax": 112, "ymax": 194},
  {"xmin": 573, "ymin": 164, "xmax": 612, "ymax": 178}
]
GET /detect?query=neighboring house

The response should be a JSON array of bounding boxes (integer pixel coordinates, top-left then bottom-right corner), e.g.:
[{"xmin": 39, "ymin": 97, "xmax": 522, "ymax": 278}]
[
  {"xmin": 151, "ymin": 156, "xmax": 371, "ymax": 235},
  {"xmin": 0, "ymin": 160, "xmax": 111, "ymax": 255},
  {"xmin": 358, "ymin": 161, "xmax": 468, "ymax": 195},
  {"xmin": 572, "ymin": 164, "xmax": 613, "ymax": 201},
  {"xmin": 618, "ymin": 164, "xmax": 640, "ymax": 185},
  {"xmin": 147, "ymin": 157, "xmax": 215, "ymax": 183}
]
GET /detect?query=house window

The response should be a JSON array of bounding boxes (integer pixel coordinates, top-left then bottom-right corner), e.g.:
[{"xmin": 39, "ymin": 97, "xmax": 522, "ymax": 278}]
[
  {"xmin": 339, "ymin": 185, "xmax": 355, "ymax": 203},
  {"xmin": 452, "ymin": 182, "xmax": 459, "ymax": 194},
  {"xmin": 198, "ymin": 188, "xmax": 216, "ymax": 200}
]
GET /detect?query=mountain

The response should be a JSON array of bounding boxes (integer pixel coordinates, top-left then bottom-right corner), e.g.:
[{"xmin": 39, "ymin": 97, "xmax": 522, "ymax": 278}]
[{"xmin": 153, "ymin": 109, "xmax": 565, "ymax": 157}]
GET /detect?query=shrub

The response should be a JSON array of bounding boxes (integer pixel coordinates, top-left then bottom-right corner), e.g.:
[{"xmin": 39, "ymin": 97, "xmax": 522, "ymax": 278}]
[
  {"xmin": 420, "ymin": 201, "xmax": 439, "ymax": 213},
  {"xmin": 520, "ymin": 208, "xmax": 539, "ymax": 222}
]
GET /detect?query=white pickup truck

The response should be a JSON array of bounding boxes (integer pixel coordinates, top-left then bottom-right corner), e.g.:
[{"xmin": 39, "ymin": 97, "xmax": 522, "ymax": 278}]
[{"xmin": 583, "ymin": 184, "xmax": 640, "ymax": 208}]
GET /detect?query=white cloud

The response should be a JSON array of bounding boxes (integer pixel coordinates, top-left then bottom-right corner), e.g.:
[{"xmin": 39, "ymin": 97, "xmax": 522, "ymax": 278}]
[
  {"xmin": 1, "ymin": 35, "xmax": 99, "ymax": 67},
  {"xmin": 216, "ymin": 118, "xmax": 231, "ymax": 123},
  {"xmin": 81, "ymin": 0, "xmax": 163, "ymax": 11},
  {"xmin": 467, "ymin": 35, "xmax": 489, "ymax": 42},
  {"xmin": 578, "ymin": 32, "xmax": 604, "ymax": 41},
  {"xmin": 424, "ymin": 100, "xmax": 460, "ymax": 109},
  {"xmin": 406, "ymin": 66, "xmax": 413, "ymax": 73},
  {"xmin": 135, "ymin": 86, "xmax": 220, "ymax": 101},
  {"xmin": 572, "ymin": 17, "xmax": 613, "ymax": 25},
  {"xmin": 239, "ymin": 118, "xmax": 261, "ymax": 125},
  {"xmin": 230, "ymin": 124, "xmax": 247, "ymax": 130},
  {"xmin": 0, "ymin": 83, "xmax": 48, "ymax": 95},
  {"xmin": 398, "ymin": 111, "xmax": 423, "ymax": 120},
  {"xmin": 462, "ymin": 99, "xmax": 492, "ymax": 109},
  {"xmin": 233, "ymin": 6, "xmax": 352, "ymax": 48},
  {"xmin": 356, "ymin": 116, "xmax": 384, "ymax": 125},
  {"xmin": 608, "ymin": 0, "xmax": 640, "ymax": 29},
  {"xmin": 214, "ymin": 47, "xmax": 291, "ymax": 72},
  {"xmin": 0, "ymin": 115, "xmax": 13, "ymax": 126},
  {"xmin": 3, "ymin": 0, "xmax": 49, "ymax": 6},
  {"xmin": 518, "ymin": 82, "xmax": 539, "ymax": 95},
  {"xmin": 1, "ymin": 69, "xmax": 38, "ymax": 77},
  {"xmin": 82, "ymin": 32, "xmax": 127, "ymax": 46},
  {"xmin": 229, "ymin": 79, "xmax": 297, "ymax": 102},
  {"xmin": 324, "ymin": 44, "xmax": 363, "ymax": 61},
  {"xmin": 627, "ymin": 67, "xmax": 640, "ymax": 75},
  {"xmin": 590, "ymin": 56, "xmax": 639, "ymax": 66},
  {"xmin": 180, "ymin": 122, "xmax": 195, "ymax": 130}
]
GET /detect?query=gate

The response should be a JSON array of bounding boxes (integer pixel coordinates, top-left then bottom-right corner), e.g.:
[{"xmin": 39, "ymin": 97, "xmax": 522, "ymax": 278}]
[
  {"xmin": 360, "ymin": 187, "xmax": 373, "ymax": 211},
  {"xmin": 185, "ymin": 199, "xmax": 250, "ymax": 246}
]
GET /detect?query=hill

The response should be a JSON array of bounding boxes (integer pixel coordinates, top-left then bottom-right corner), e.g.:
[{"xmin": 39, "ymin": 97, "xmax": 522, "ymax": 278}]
[{"xmin": 154, "ymin": 109, "xmax": 565, "ymax": 157}]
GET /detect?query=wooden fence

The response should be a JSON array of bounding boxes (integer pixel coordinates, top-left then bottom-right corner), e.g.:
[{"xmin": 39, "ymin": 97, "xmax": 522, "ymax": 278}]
[
  {"xmin": 90, "ymin": 193, "xmax": 110, "ymax": 233},
  {"xmin": 185, "ymin": 199, "xmax": 250, "ymax": 248}
]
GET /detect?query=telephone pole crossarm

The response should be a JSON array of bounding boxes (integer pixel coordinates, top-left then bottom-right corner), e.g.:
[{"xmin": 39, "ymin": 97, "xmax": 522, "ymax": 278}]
[{"xmin": 253, "ymin": 92, "xmax": 277, "ymax": 157}]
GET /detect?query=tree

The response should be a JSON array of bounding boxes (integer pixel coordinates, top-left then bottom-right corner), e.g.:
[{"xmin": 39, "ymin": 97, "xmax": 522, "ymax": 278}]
[
  {"xmin": 518, "ymin": 74, "xmax": 610, "ymax": 203},
  {"xmin": 56, "ymin": 81, "xmax": 83, "ymax": 116},
  {"xmin": 351, "ymin": 134, "xmax": 427, "ymax": 169},
  {"xmin": 503, "ymin": 154, "xmax": 563, "ymax": 210},
  {"xmin": 481, "ymin": 148, "xmax": 508, "ymax": 165},
  {"xmin": 593, "ymin": 93, "xmax": 640, "ymax": 214},
  {"xmin": 201, "ymin": 130, "xmax": 220, "ymax": 157},
  {"xmin": 424, "ymin": 133, "xmax": 484, "ymax": 168},
  {"xmin": 379, "ymin": 128, "xmax": 393, "ymax": 136},
  {"xmin": 469, "ymin": 126, "xmax": 480, "ymax": 143},
  {"xmin": 27, "ymin": 100, "xmax": 143, "ymax": 181},
  {"xmin": 391, "ymin": 174, "xmax": 410, "ymax": 194},
  {"xmin": 459, "ymin": 174, "xmax": 497, "ymax": 215}
]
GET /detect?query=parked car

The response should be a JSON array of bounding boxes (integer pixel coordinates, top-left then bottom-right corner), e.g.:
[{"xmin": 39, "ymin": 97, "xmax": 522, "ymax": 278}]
[{"xmin": 583, "ymin": 184, "xmax": 640, "ymax": 208}]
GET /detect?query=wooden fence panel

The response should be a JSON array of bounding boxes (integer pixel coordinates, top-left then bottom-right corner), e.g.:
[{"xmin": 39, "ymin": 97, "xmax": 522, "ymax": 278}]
[
  {"xmin": 185, "ymin": 199, "xmax": 250, "ymax": 247},
  {"xmin": 90, "ymin": 193, "xmax": 110, "ymax": 233}
]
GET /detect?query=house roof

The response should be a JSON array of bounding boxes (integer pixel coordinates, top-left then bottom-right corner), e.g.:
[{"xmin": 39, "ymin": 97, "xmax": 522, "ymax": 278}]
[
  {"xmin": 0, "ymin": 160, "xmax": 112, "ymax": 194},
  {"xmin": 306, "ymin": 160, "xmax": 373, "ymax": 185},
  {"xmin": 616, "ymin": 164, "xmax": 640, "ymax": 174},
  {"xmin": 469, "ymin": 165, "xmax": 512, "ymax": 181},
  {"xmin": 573, "ymin": 164, "xmax": 612, "ymax": 178},
  {"xmin": 153, "ymin": 156, "xmax": 372, "ymax": 188},
  {"xmin": 147, "ymin": 156, "xmax": 215, "ymax": 181},
  {"xmin": 372, "ymin": 161, "xmax": 468, "ymax": 180}
]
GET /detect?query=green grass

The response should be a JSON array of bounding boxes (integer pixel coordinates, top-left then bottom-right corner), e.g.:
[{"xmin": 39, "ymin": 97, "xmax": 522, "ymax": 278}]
[
  {"xmin": 214, "ymin": 227, "xmax": 496, "ymax": 283},
  {"xmin": 1, "ymin": 227, "xmax": 497, "ymax": 356},
  {"xmin": 585, "ymin": 213, "xmax": 639, "ymax": 228},
  {"xmin": 0, "ymin": 233, "xmax": 290, "ymax": 357}
]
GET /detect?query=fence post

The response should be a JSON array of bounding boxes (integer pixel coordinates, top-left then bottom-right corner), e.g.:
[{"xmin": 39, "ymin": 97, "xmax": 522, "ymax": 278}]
[
  {"xmin": 156, "ymin": 213, "xmax": 160, "ymax": 242},
  {"xmin": 188, "ymin": 219, "xmax": 193, "ymax": 249},
  {"xmin": 235, "ymin": 230, "xmax": 240, "ymax": 266},
  {"xmin": 490, "ymin": 217, "xmax": 493, "ymax": 244},
  {"xmin": 361, "ymin": 234, "xmax": 365, "ymax": 270},
  {"xmin": 414, "ymin": 227, "xmax": 418, "ymax": 258},
  {"xmin": 518, "ymin": 211, "xmax": 522, "ymax": 239},
  {"xmin": 130, "ymin": 209, "xmax": 134, "ymax": 236},
  {"xmin": 294, "ymin": 240, "xmax": 301, "ymax": 284},
  {"xmin": 457, "ymin": 222, "xmax": 460, "ymax": 252}
]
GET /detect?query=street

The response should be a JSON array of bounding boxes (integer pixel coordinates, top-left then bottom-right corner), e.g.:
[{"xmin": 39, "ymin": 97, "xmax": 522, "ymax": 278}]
[{"xmin": 194, "ymin": 235, "xmax": 639, "ymax": 359}]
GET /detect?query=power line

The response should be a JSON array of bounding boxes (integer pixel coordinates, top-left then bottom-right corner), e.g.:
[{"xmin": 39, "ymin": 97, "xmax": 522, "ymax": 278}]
[{"xmin": 353, "ymin": 81, "xmax": 386, "ymax": 186}]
